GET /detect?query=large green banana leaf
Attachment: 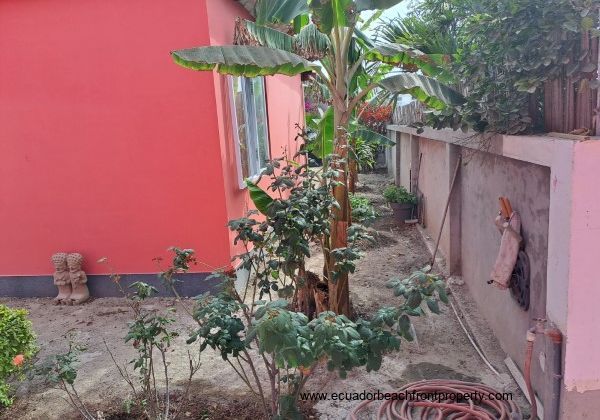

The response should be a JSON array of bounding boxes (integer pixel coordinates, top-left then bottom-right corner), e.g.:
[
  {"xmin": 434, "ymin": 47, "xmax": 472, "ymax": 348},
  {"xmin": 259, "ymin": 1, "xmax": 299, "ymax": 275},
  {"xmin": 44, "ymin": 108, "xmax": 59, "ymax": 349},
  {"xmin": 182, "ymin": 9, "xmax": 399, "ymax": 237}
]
[
  {"xmin": 171, "ymin": 46, "xmax": 317, "ymax": 77},
  {"xmin": 241, "ymin": 20, "xmax": 330, "ymax": 59},
  {"xmin": 310, "ymin": 0, "xmax": 353, "ymax": 34},
  {"xmin": 295, "ymin": 23, "xmax": 331, "ymax": 58},
  {"xmin": 366, "ymin": 43, "xmax": 453, "ymax": 83},
  {"xmin": 246, "ymin": 180, "xmax": 274, "ymax": 215},
  {"xmin": 308, "ymin": 107, "xmax": 335, "ymax": 159},
  {"xmin": 308, "ymin": 112, "xmax": 395, "ymax": 159},
  {"xmin": 378, "ymin": 73, "xmax": 464, "ymax": 110}
]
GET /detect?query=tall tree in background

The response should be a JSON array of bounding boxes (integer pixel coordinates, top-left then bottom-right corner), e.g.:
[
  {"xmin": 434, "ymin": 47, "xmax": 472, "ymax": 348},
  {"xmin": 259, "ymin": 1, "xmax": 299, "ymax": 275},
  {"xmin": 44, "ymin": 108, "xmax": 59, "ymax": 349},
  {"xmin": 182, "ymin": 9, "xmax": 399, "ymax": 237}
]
[{"xmin": 171, "ymin": 0, "xmax": 463, "ymax": 316}]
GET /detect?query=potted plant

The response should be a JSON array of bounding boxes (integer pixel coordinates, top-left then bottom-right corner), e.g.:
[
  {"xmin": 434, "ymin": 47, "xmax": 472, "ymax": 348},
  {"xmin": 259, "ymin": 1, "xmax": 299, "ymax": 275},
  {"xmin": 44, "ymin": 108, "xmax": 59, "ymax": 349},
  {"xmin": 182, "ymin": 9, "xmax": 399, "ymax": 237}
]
[{"xmin": 383, "ymin": 185, "xmax": 417, "ymax": 223}]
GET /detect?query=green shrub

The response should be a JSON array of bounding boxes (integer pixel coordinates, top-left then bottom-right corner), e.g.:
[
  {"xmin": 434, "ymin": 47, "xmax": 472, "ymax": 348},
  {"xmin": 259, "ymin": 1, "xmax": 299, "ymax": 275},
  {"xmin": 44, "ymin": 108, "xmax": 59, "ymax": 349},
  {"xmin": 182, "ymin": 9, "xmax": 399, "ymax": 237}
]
[
  {"xmin": 0, "ymin": 304, "xmax": 37, "ymax": 406},
  {"xmin": 349, "ymin": 193, "xmax": 377, "ymax": 224},
  {"xmin": 353, "ymin": 138, "xmax": 377, "ymax": 171},
  {"xmin": 383, "ymin": 185, "xmax": 417, "ymax": 205}
]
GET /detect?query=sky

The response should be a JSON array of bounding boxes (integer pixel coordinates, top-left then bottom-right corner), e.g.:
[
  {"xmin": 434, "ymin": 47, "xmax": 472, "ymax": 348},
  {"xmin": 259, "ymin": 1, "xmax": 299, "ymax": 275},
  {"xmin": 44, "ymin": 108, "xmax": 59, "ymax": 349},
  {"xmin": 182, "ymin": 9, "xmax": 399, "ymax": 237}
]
[
  {"xmin": 362, "ymin": 1, "xmax": 415, "ymax": 39},
  {"xmin": 364, "ymin": 1, "xmax": 413, "ymax": 30},
  {"xmin": 364, "ymin": 1, "xmax": 417, "ymax": 106},
  {"xmin": 380, "ymin": 2, "xmax": 412, "ymax": 20}
]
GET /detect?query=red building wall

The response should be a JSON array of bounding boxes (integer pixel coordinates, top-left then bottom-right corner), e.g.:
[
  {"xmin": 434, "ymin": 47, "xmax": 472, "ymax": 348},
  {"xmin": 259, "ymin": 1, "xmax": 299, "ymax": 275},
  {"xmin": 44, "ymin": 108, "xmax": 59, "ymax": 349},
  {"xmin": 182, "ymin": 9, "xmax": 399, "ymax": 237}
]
[
  {"xmin": 205, "ymin": 0, "xmax": 305, "ymax": 260},
  {"xmin": 0, "ymin": 0, "xmax": 303, "ymax": 288}
]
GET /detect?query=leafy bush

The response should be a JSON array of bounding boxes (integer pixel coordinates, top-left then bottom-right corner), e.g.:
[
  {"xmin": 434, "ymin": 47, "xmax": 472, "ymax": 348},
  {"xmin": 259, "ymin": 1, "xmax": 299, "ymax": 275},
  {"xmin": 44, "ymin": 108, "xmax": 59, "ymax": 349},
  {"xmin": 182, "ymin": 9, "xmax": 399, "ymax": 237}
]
[
  {"xmin": 350, "ymin": 193, "xmax": 377, "ymax": 224},
  {"xmin": 0, "ymin": 304, "xmax": 37, "ymax": 406},
  {"xmin": 172, "ymin": 149, "xmax": 446, "ymax": 417},
  {"xmin": 383, "ymin": 185, "xmax": 417, "ymax": 205},
  {"xmin": 188, "ymin": 267, "xmax": 446, "ymax": 419},
  {"xmin": 381, "ymin": 0, "xmax": 599, "ymax": 134},
  {"xmin": 357, "ymin": 103, "xmax": 393, "ymax": 134},
  {"xmin": 352, "ymin": 138, "xmax": 377, "ymax": 171}
]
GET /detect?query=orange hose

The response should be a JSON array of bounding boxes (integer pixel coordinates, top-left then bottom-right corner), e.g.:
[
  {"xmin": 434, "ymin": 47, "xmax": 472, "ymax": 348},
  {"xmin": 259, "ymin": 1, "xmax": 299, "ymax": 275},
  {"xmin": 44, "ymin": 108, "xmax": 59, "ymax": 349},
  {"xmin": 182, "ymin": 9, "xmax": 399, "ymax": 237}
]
[{"xmin": 347, "ymin": 379, "xmax": 521, "ymax": 419}]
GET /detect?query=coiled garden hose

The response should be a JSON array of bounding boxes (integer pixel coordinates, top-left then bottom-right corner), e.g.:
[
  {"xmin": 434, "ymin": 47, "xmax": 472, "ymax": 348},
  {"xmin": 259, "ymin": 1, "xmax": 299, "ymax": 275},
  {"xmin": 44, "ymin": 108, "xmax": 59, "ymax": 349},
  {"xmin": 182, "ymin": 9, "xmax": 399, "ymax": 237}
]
[{"xmin": 347, "ymin": 379, "xmax": 522, "ymax": 419}]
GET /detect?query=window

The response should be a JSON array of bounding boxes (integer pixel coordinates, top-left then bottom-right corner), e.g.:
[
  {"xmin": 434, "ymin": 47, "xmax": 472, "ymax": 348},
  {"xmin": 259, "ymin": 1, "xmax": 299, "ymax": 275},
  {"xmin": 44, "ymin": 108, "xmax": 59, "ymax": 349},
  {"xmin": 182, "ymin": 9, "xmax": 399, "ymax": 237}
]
[{"xmin": 229, "ymin": 76, "xmax": 270, "ymax": 187}]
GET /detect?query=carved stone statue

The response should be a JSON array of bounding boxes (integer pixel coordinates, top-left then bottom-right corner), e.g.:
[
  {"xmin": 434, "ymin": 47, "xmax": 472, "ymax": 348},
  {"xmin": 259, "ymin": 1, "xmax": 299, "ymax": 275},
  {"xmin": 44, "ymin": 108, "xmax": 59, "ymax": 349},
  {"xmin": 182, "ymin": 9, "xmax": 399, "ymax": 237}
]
[
  {"xmin": 67, "ymin": 253, "xmax": 90, "ymax": 305},
  {"xmin": 52, "ymin": 253, "xmax": 71, "ymax": 305}
]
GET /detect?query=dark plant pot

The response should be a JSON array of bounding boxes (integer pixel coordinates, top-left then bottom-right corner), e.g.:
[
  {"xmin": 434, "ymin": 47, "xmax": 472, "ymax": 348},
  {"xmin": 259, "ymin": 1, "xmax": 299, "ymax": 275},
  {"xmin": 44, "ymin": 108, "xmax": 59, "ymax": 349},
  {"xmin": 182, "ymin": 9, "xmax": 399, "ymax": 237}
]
[{"xmin": 390, "ymin": 202, "xmax": 414, "ymax": 223}]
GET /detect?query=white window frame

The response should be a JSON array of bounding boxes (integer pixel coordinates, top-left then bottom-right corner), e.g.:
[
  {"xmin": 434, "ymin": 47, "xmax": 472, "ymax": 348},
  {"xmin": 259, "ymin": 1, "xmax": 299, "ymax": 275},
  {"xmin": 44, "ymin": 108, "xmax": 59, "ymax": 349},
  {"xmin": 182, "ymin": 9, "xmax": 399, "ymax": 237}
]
[{"xmin": 228, "ymin": 76, "xmax": 270, "ymax": 189}]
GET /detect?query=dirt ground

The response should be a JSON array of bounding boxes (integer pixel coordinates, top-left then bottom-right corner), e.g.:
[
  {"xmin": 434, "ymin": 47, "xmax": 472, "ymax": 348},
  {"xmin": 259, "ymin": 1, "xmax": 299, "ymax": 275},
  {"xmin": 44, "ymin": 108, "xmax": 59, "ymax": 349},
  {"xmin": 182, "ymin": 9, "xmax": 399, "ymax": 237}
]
[{"xmin": 0, "ymin": 171, "xmax": 527, "ymax": 420}]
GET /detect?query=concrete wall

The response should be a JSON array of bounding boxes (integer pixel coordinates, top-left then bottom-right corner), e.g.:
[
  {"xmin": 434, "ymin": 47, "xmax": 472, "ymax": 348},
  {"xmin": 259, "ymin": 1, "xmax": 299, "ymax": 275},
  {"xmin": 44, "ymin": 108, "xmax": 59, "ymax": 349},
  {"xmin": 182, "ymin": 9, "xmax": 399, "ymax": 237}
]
[
  {"xmin": 388, "ymin": 125, "xmax": 600, "ymax": 418},
  {"xmin": 395, "ymin": 132, "xmax": 551, "ymax": 399},
  {"xmin": 418, "ymin": 138, "xmax": 451, "ymax": 259},
  {"xmin": 386, "ymin": 130, "xmax": 398, "ymax": 182},
  {"xmin": 459, "ymin": 152, "xmax": 550, "ymax": 402}
]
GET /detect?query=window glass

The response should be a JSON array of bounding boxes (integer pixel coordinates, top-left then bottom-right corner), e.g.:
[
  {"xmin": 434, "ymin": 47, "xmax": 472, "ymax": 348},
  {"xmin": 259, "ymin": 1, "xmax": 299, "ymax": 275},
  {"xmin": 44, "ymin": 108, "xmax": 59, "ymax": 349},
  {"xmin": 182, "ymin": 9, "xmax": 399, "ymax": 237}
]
[
  {"xmin": 230, "ymin": 76, "xmax": 270, "ymax": 184},
  {"xmin": 251, "ymin": 78, "xmax": 269, "ymax": 168},
  {"xmin": 231, "ymin": 77, "xmax": 250, "ymax": 179}
]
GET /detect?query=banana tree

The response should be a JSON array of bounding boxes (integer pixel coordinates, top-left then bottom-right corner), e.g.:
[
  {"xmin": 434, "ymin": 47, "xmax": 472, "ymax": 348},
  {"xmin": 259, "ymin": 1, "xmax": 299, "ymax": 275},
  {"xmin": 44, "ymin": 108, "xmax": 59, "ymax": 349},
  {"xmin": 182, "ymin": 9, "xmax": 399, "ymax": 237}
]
[{"xmin": 171, "ymin": 0, "xmax": 463, "ymax": 317}]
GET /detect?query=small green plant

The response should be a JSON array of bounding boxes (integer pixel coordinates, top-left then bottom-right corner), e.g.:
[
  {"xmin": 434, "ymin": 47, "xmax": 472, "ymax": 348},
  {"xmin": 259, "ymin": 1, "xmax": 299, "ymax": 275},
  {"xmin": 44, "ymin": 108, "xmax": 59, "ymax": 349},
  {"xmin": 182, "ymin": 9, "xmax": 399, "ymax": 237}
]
[
  {"xmin": 386, "ymin": 267, "xmax": 449, "ymax": 316},
  {"xmin": 102, "ymin": 266, "xmax": 201, "ymax": 420},
  {"xmin": 36, "ymin": 336, "xmax": 100, "ymax": 420},
  {"xmin": 383, "ymin": 185, "xmax": 417, "ymax": 205},
  {"xmin": 0, "ymin": 304, "xmax": 37, "ymax": 406},
  {"xmin": 349, "ymin": 193, "xmax": 377, "ymax": 224},
  {"xmin": 39, "ymin": 260, "xmax": 201, "ymax": 420}
]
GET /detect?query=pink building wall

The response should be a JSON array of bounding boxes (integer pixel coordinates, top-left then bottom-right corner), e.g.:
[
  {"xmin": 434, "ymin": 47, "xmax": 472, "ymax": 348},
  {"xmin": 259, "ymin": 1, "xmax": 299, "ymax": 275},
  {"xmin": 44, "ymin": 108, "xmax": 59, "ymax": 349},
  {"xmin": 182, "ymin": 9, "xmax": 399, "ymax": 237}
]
[
  {"xmin": 564, "ymin": 140, "xmax": 600, "ymax": 394},
  {"xmin": 0, "ymin": 0, "xmax": 304, "ymax": 282},
  {"xmin": 205, "ymin": 0, "xmax": 304, "ymax": 260}
]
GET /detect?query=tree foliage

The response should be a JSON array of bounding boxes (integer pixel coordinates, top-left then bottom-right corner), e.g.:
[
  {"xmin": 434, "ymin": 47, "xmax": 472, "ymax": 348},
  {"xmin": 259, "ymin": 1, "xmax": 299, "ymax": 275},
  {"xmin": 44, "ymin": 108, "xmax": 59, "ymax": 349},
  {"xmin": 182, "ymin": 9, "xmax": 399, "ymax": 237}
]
[{"xmin": 381, "ymin": 0, "xmax": 599, "ymax": 134}]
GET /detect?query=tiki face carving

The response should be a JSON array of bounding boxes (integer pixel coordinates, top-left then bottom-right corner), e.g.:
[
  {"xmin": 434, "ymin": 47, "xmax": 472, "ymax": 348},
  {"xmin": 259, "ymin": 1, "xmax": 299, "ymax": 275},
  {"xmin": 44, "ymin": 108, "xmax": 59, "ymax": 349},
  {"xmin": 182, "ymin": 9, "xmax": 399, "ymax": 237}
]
[
  {"xmin": 51, "ymin": 253, "xmax": 70, "ymax": 286},
  {"xmin": 67, "ymin": 253, "xmax": 87, "ymax": 285},
  {"xmin": 52, "ymin": 252, "xmax": 72, "ymax": 304},
  {"xmin": 66, "ymin": 253, "xmax": 89, "ymax": 305}
]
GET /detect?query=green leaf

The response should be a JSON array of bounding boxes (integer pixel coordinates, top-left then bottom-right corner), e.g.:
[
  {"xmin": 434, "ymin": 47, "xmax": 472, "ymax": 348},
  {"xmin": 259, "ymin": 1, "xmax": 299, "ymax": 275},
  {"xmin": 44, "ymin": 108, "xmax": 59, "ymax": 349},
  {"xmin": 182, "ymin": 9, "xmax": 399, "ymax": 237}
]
[
  {"xmin": 294, "ymin": 14, "xmax": 310, "ymax": 33},
  {"xmin": 255, "ymin": 0, "xmax": 309, "ymax": 25},
  {"xmin": 355, "ymin": 0, "xmax": 404, "ymax": 12},
  {"xmin": 353, "ymin": 27, "xmax": 375, "ymax": 49},
  {"xmin": 310, "ymin": 0, "xmax": 353, "ymax": 34},
  {"xmin": 437, "ymin": 285, "xmax": 449, "ymax": 304},
  {"xmin": 426, "ymin": 298, "xmax": 440, "ymax": 314},
  {"xmin": 378, "ymin": 73, "xmax": 465, "ymax": 110},
  {"xmin": 307, "ymin": 107, "xmax": 334, "ymax": 159},
  {"xmin": 296, "ymin": 23, "xmax": 332, "ymax": 58},
  {"xmin": 171, "ymin": 46, "xmax": 316, "ymax": 77},
  {"xmin": 242, "ymin": 20, "xmax": 296, "ymax": 52},
  {"xmin": 360, "ymin": 10, "xmax": 383, "ymax": 31},
  {"xmin": 352, "ymin": 126, "xmax": 395, "ymax": 146},
  {"xmin": 246, "ymin": 180, "xmax": 274, "ymax": 215},
  {"xmin": 406, "ymin": 290, "xmax": 422, "ymax": 308},
  {"xmin": 366, "ymin": 43, "xmax": 453, "ymax": 82},
  {"xmin": 254, "ymin": 306, "xmax": 268, "ymax": 320},
  {"xmin": 397, "ymin": 314, "xmax": 413, "ymax": 341}
]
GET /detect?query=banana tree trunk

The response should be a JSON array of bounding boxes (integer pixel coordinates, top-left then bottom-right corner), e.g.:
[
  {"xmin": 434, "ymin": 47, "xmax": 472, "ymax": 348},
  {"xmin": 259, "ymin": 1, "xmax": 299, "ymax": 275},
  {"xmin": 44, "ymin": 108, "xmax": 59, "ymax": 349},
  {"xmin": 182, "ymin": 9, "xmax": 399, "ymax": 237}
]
[
  {"xmin": 328, "ymin": 100, "xmax": 351, "ymax": 317},
  {"xmin": 348, "ymin": 154, "xmax": 358, "ymax": 194}
]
